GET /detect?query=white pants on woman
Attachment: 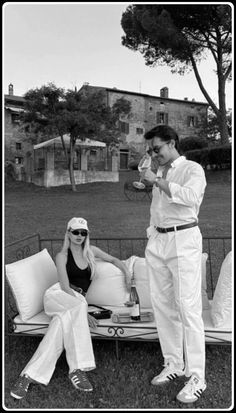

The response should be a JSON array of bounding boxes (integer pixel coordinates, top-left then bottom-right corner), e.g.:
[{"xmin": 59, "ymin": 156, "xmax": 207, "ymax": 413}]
[
  {"xmin": 21, "ymin": 283, "xmax": 96, "ymax": 385},
  {"xmin": 145, "ymin": 226, "xmax": 205, "ymax": 381}
]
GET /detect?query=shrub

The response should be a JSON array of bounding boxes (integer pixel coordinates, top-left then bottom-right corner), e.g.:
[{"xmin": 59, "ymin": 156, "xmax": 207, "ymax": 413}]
[
  {"xmin": 185, "ymin": 145, "xmax": 231, "ymax": 169},
  {"xmin": 207, "ymin": 145, "xmax": 232, "ymax": 169},
  {"xmin": 180, "ymin": 136, "xmax": 208, "ymax": 152}
]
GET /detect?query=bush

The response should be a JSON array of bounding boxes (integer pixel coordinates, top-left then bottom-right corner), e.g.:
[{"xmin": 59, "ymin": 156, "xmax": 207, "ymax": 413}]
[
  {"xmin": 185, "ymin": 145, "xmax": 231, "ymax": 169},
  {"xmin": 5, "ymin": 162, "xmax": 17, "ymax": 181},
  {"xmin": 180, "ymin": 136, "xmax": 208, "ymax": 152},
  {"xmin": 207, "ymin": 145, "xmax": 232, "ymax": 169}
]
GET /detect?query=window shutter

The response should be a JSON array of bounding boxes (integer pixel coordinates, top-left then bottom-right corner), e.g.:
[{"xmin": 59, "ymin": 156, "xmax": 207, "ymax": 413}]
[
  {"xmin": 156, "ymin": 112, "xmax": 161, "ymax": 123},
  {"xmin": 187, "ymin": 116, "xmax": 191, "ymax": 126},
  {"xmin": 165, "ymin": 113, "xmax": 168, "ymax": 124}
]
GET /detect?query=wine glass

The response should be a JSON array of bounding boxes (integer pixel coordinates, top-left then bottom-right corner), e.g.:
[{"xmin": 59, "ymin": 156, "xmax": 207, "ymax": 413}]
[{"xmin": 133, "ymin": 151, "xmax": 151, "ymax": 190}]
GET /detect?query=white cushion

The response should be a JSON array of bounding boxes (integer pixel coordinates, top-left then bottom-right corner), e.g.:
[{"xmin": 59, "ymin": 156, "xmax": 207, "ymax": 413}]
[
  {"xmin": 86, "ymin": 260, "xmax": 130, "ymax": 306},
  {"xmin": 5, "ymin": 249, "xmax": 58, "ymax": 322},
  {"xmin": 133, "ymin": 258, "xmax": 152, "ymax": 308},
  {"xmin": 211, "ymin": 251, "xmax": 232, "ymax": 328},
  {"xmin": 86, "ymin": 254, "xmax": 209, "ymax": 310},
  {"xmin": 201, "ymin": 253, "xmax": 210, "ymax": 310}
]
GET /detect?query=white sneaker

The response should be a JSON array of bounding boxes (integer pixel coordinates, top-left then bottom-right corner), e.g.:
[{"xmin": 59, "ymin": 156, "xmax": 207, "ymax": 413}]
[
  {"xmin": 151, "ymin": 362, "xmax": 185, "ymax": 385},
  {"xmin": 176, "ymin": 374, "xmax": 206, "ymax": 403}
]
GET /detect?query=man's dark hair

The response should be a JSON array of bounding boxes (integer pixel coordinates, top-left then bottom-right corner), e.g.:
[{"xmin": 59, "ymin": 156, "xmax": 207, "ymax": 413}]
[{"xmin": 144, "ymin": 124, "xmax": 180, "ymax": 151}]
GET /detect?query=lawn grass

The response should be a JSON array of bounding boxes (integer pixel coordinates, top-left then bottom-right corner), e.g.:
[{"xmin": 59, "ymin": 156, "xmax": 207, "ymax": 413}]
[
  {"xmin": 4, "ymin": 169, "xmax": 232, "ymax": 409},
  {"xmin": 4, "ymin": 169, "xmax": 232, "ymax": 245}
]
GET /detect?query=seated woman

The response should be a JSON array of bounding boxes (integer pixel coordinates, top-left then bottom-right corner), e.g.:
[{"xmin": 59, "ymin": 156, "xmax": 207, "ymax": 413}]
[{"xmin": 11, "ymin": 217, "xmax": 132, "ymax": 399}]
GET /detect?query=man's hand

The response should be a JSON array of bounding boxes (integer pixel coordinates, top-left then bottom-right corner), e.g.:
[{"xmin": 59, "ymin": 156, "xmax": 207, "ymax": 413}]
[{"xmin": 141, "ymin": 169, "xmax": 156, "ymax": 184}]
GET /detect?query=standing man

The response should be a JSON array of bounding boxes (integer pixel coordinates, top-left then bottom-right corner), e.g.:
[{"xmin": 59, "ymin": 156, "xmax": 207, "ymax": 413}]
[{"xmin": 142, "ymin": 124, "xmax": 207, "ymax": 404}]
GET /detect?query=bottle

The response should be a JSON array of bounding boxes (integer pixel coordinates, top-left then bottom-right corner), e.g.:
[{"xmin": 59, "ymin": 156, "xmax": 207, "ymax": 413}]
[{"xmin": 130, "ymin": 278, "xmax": 141, "ymax": 321}]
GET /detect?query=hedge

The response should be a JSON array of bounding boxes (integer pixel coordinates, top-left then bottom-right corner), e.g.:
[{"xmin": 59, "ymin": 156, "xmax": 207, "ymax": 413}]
[{"xmin": 185, "ymin": 145, "xmax": 231, "ymax": 169}]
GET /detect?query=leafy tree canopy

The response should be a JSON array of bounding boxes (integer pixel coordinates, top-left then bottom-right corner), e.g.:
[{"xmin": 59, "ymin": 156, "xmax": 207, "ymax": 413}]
[
  {"xmin": 121, "ymin": 4, "xmax": 231, "ymax": 76},
  {"xmin": 121, "ymin": 4, "xmax": 232, "ymax": 144}
]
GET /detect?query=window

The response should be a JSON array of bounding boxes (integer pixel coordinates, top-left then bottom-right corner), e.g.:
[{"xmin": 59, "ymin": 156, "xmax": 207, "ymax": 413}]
[
  {"xmin": 187, "ymin": 116, "xmax": 198, "ymax": 127},
  {"xmin": 11, "ymin": 114, "xmax": 20, "ymax": 124},
  {"xmin": 136, "ymin": 127, "xmax": 143, "ymax": 135},
  {"xmin": 15, "ymin": 157, "xmax": 23, "ymax": 165},
  {"xmin": 119, "ymin": 120, "xmax": 129, "ymax": 134},
  {"xmin": 16, "ymin": 142, "xmax": 22, "ymax": 150},
  {"xmin": 156, "ymin": 112, "xmax": 168, "ymax": 124},
  {"xmin": 38, "ymin": 158, "xmax": 45, "ymax": 170}
]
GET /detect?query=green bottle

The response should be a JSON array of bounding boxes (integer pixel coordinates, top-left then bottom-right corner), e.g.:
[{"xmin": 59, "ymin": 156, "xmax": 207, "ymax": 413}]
[{"xmin": 130, "ymin": 278, "xmax": 141, "ymax": 321}]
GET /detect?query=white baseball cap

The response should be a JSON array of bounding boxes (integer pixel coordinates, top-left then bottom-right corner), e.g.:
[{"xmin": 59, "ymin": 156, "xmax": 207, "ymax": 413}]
[{"xmin": 67, "ymin": 217, "xmax": 89, "ymax": 231}]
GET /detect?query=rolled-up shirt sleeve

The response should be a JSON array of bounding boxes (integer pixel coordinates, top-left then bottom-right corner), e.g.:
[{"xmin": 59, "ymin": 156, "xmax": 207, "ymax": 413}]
[{"xmin": 168, "ymin": 166, "xmax": 206, "ymax": 207}]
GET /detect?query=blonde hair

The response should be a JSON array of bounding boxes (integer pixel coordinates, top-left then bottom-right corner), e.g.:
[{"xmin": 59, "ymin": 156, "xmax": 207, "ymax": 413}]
[{"xmin": 62, "ymin": 230, "xmax": 96, "ymax": 278}]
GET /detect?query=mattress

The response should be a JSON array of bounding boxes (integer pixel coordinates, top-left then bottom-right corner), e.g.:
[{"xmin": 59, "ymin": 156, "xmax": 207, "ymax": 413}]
[{"xmin": 12, "ymin": 303, "xmax": 232, "ymax": 344}]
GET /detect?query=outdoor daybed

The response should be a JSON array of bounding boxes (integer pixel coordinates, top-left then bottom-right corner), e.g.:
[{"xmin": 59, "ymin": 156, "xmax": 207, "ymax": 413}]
[{"xmin": 5, "ymin": 234, "xmax": 232, "ymax": 357}]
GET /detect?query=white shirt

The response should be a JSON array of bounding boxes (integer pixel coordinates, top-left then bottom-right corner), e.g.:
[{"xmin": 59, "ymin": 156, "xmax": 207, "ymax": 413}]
[{"xmin": 149, "ymin": 156, "xmax": 207, "ymax": 230}]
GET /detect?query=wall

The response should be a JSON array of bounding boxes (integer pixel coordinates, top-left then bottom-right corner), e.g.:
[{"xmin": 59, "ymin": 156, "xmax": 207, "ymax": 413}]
[
  {"xmin": 31, "ymin": 169, "xmax": 119, "ymax": 187},
  {"xmin": 107, "ymin": 90, "xmax": 208, "ymax": 153}
]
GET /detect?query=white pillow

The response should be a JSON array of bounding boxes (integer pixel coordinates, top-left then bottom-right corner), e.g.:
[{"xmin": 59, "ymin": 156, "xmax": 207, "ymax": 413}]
[
  {"xmin": 211, "ymin": 251, "xmax": 232, "ymax": 328},
  {"xmin": 201, "ymin": 253, "xmax": 209, "ymax": 310},
  {"xmin": 133, "ymin": 258, "xmax": 152, "ymax": 308},
  {"xmin": 86, "ymin": 254, "xmax": 209, "ymax": 310},
  {"xmin": 86, "ymin": 260, "xmax": 129, "ymax": 306},
  {"xmin": 5, "ymin": 248, "xmax": 58, "ymax": 322}
]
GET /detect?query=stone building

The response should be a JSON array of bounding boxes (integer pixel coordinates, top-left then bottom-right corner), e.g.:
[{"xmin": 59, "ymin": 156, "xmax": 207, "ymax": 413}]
[
  {"xmin": 4, "ymin": 84, "xmax": 29, "ymax": 179},
  {"xmin": 79, "ymin": 84, "xmax": 209, "ymax": 169},
  {"xmin": 4, "ymin": 83, "xmax": 208, "ymax": 184}
]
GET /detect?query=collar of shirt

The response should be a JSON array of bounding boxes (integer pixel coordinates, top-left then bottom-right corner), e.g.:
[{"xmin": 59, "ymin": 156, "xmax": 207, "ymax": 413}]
[
  {"xmin": 156, "ymin": 156, "xmax": 186, "ymax": 178},
  {"xmin": 170, "ymin": 155, "xmax": 186, "ymax": 169}
]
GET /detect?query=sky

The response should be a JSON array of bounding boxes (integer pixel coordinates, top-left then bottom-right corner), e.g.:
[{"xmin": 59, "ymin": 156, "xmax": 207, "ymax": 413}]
[{"xmin": 3, "ymin": 2, "xmax": 233, "ymax": 109}]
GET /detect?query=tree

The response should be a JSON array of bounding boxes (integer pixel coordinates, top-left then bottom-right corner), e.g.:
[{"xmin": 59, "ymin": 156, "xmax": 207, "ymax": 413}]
[
  {"xmin": 22, "ymin": 83, "xmax": 131, "ymax": 191},
  {"xmin": 206, "ymin": 107, "xmax": 232, "ymax": 144},
  {"xmin": 121, "ymin": 4, "xmax": 232, "ymax": 144}
]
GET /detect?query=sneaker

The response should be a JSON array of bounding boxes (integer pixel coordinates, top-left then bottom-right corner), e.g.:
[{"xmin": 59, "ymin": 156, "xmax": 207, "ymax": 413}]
[
  {"xmin": 151, "ymin": 362, "xmax": 185, "ymax": 385},
  {"xmin": 176, "ymin": 374, "xmax": 207, "ymax": 403},
  {"xmin": 69, "ymin": 369, "xmax": 93, "ymax": 392},
  {"xmin": 10, "ymin": 375, "xmax": 32, "ymax": 399}
]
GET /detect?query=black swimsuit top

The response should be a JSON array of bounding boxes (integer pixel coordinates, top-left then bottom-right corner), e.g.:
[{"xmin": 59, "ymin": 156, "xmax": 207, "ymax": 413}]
[{"xmin": 66, "ymin": 248, "xmax": 92, "ymax": 292}]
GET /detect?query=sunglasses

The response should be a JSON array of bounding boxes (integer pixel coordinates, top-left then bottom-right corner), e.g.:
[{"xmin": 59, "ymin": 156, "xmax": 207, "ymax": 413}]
[
  {"xmin": 150, "ymin": 141, "xmax": 171, "ymax": 154},
  {"xmin": 70, "ymin": 229, "xmax": 88, "ymax": 236}
]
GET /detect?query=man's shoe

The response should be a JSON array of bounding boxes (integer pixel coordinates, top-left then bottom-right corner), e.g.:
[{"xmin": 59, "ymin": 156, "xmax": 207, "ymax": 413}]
[
  {"xmin": 151, "ymin": 362, "xmax": 185, "ymax": 385},
  {"xmin": 69, "ymin": 369, "xmax": 93, "ymax": 392},
  {"xmin": 176, "ymin": 374, "xmax": 206, "ymax": 403},
  {"xmin": 10, "ymin": 375, "xmax": 32, "ymax": 399}
]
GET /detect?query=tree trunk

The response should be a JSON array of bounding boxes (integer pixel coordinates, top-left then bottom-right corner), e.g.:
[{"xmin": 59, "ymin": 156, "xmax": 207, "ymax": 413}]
[
  {"xmin": 190, "ymin": 53, "xmax": 229, "ymax": 145},
  {"xmin": 60, "ymin": 135, "xmax": 69, "ymax": 166},
  {"xmin": 69, "ymin": 137, "xmax": 77, "ymax": 192},
  {"xmin": 218, "ymin": 73, "xmax": 229, "ymax": 144}
]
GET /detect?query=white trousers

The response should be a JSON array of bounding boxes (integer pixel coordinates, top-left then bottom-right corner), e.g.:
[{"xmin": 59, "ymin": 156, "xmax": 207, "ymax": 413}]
[
  {"xmin": 145, "ymin": 226, "xmax": 205, "ymax": 381},
  {"xmin": 21, "ymin": 283, "xmax": 96, "ymax": 385}
]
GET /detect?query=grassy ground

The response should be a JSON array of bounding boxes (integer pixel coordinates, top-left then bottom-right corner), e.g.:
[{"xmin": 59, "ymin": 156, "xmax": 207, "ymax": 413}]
[
  {"xmin": 4, "ymin": 169, "xmax": 232, "ymax": 245},
  {"xmin": 4, "ymin": 169, "xmax": 232, "ymax": 409}
]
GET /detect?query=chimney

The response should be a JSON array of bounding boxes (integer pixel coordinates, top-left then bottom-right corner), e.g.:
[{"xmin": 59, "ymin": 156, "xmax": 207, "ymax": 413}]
[
  {"xmin": 184, "ymin": 97, "xmax": 188, "ymax": 101},
  {"xmin": 160, "ymin": 87, "xmax": 169, "ymax": 98},
  {"xmin": 8, "ymin": 83, "xmax": 14, "ymax": 95}
]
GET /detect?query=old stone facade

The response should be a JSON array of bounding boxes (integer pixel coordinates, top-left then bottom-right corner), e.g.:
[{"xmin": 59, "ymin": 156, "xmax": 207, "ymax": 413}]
[
  {"xmin": 5, "ymin": 83, "xmax": 208, "ymax": 179},
  {"xmin": 79, "ymin": 84, "xmax": 208, "ymax": 168}
]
